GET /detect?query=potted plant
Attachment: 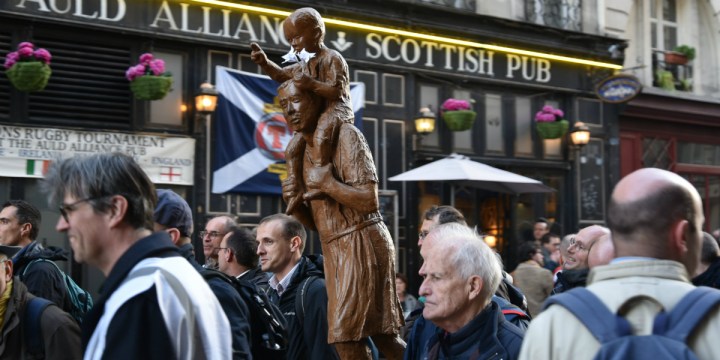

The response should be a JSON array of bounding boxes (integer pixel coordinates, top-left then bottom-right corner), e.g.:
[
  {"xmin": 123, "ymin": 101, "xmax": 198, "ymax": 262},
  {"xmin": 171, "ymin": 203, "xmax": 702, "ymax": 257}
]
[
  {"xmin": 4, "ymin": 42, "xmax": 52, "ymax": 92},
  {"xmin": 441, "ymin": 98, "xmax": 476, "ymax": 131},
  {"xmin": 126, "ymin": 53, "xmax": 173, "ymax": 100},
  {"xmin": 674, "ymin": 45, "xmax": 696, "ymax": 62},
  {"xmin": 655, "ymin": 69, "xmax": 675, "ymax": 91},
  {"xmin": 535, "ymin": 105, "xmax": 569, "ymax": 139},
  {"xmin": 664, "ymin": 45, "xmax": 694, "ymax": 65}
]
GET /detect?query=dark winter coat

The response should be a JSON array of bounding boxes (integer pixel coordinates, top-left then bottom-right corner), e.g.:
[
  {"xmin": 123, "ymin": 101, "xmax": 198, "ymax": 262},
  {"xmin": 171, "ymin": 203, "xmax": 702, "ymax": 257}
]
[
  {"xmin": 0, "ymin": 279, "xmax": 81, "ymax": 360},
  {"xmin": 693, "ymin": 256, "xmax": 720, "ymax": 289},
  {"xmin": 12, "ymin": 242, "xmax": 71, "ymax": 314},
  {"xmin": 551, "ymin": 268, "xmax": 589, "ymax": 295},
  {"xmin": 273, "ymin": 256, "xmax": 339, "ymax": 360},
  {"xmin": 178, "ymin": 242, "xmax": 252, "ymax": 359},
  {"xmin": 404, "ymin": 301, "xmax": 524, "ymax": 360}
]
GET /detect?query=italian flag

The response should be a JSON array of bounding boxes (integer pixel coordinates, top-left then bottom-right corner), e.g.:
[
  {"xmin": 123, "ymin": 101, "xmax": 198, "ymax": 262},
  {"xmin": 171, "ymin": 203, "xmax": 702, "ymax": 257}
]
[{"xmin": 26, "ymin": 159, "xmax": 51, "ymax": 176}]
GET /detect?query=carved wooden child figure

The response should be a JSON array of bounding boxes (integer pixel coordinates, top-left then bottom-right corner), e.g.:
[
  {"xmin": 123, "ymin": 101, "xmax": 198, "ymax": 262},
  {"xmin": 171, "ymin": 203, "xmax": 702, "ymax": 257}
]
[{"xmin": 250, "ymin": 7, "xmax": 354, "ymax": 213}]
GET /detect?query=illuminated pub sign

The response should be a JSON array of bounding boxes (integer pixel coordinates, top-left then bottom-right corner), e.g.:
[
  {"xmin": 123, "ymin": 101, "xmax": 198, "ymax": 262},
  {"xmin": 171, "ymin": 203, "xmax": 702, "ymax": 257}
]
[{"xmin": 3, "ymin": 0, "xmax": 618, "ymax": 90}]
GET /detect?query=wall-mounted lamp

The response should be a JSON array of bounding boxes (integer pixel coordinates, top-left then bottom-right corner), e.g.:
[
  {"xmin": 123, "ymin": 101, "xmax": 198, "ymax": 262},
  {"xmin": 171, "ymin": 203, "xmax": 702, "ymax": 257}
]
[
  {"xmin": 195, "ymin": 82, "xmax": 218, "ymax": 114},
  {"xmin": 414, "ymin": 106, "xmax": 436, "ymax": 134},
  {"xmin": 484, "ymin": 235, "xmax": 497, "ymax": 248},
  {"xmin": 569, "ymin": 122, "xmax": 590, "ymax": 148}
]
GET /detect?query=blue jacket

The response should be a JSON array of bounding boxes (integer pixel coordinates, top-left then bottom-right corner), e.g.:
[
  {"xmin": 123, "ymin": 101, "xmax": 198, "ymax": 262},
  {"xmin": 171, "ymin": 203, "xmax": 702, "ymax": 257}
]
[{"xmin": 405, "ymin": 301, "xmax": 524, "ymax": 360}]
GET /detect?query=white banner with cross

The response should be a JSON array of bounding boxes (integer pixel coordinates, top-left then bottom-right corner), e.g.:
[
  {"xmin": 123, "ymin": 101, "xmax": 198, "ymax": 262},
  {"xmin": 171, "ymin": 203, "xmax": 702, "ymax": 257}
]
[{"xmin": 0, "ymin": 125, "xmax": 195, "ymax": 185}]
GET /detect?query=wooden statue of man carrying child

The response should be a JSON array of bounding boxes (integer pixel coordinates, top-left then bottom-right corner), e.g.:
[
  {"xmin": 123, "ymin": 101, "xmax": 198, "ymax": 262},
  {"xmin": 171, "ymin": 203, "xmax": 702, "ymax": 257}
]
[
  {"xmin": 251, "ymin": 7, "xmax": 406, "ymax": 360},
  {"xmin": 251, "ymin": 7, "xmax": 354, "ymax": 214}
]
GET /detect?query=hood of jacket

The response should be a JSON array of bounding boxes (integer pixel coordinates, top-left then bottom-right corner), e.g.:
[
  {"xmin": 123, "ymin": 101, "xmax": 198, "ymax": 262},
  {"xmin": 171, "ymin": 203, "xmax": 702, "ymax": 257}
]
[{"xmin": 12, "ymin": 241, "xmax": 69, "ymax": 270}]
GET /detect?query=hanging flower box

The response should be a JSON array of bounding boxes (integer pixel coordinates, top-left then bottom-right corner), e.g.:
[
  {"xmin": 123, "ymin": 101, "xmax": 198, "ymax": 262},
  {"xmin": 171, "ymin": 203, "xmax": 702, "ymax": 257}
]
[
  {"xmin": 441, "ymin": 98, "xmax": 476, "ymax": 131},
  {"xmin": 4, "ymin": 42, "xmax": 52, "ymax": 92},
  {"xmin": 664, "ymin": 51, "xmax": 688, "ymax": 66},
  {"xmin": 126, "ymin": 53, "xmax": 173, "ymax": 100},
  {"xmin": 535, "ymin": 105, "xmax": 569, "ymax": 139}
]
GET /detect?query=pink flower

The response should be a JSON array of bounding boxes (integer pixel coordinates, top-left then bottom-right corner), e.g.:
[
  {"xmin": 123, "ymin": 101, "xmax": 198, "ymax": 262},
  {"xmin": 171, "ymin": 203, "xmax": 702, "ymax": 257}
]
[
  {"xmin": 553, "ymin": 108, "xmax": 564, "ymax": 118},
  {"xmin": 17, "ymin": 46, "xmax": 34, "ymax": 58},
  {"xmin": 3, "ymin": 52, "xmax": 18, "ymax": 69},
  {"xmin": 17, "ymin": 42, "xmax": 34, "ymax": 50},
  {"xmin": 148, "ymin": 59, "xmax": 165, "ymax": 75},
  {"xmin": 535, "ymin": 105, "xmax": 564, "ymax": 122},
  {"xmin": 139, "ymin": 53, "xmax": 154, "ymax": 64},
  {"xmin": 442, "ymin": 98, "xmax": 472, "ymax": 111},
  {"xmin": 125, "ymin": 64, "xmax": 145, "ymax": 81},
  {"xmin": 33, "ymin": 48, "xmax": 51, "ymax": 64},
  {"xmin": 542, "ymin": 105, "xmax": 554, "ymax": 113}
]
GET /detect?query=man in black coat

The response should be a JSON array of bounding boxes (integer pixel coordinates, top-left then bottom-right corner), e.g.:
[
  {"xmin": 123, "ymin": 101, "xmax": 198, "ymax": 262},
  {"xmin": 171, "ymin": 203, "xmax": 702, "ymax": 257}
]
[
  {"xmin": 0, "ymin": 200, "xmax": 71, "ymax": 313},
  {"xmin": 153, "ymin": 189, "xmax": 252, "ymax": 359},
  {"xmin": 256, "ymin": 213, "xmax": 339, "ymax": 359}
]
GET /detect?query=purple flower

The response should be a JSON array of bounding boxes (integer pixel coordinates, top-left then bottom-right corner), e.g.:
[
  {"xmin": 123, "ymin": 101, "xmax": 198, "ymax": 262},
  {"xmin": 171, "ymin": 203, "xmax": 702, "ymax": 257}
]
[
  {"xmin": 542, "ymin": 105, "xmax": 554, "ymax": 113},
  {"xmin": 3, "ymin": 52, "xmax": 18, "ymax": 69},
  {"xmin": 442, "ymin": 98, "xmax": 471, "ymax": 111},
  {"xmin": 33, "ymin": 48, "xmax": 51, "ymax": 64},
  {"xmin": 17, "ymin": 42, "xmax": 34, "ymax": 50},
  {"xmin": 148, "ymin": 59, "xmax": 165, "ymax": 76},
  {"xmin": 553, "ymin": 108, "xmax": 564, "ymax": 118},
  {"xmin": 17, "ymin": 46, "xmax": 34, "ymax": 59},
  {"xmin": 535, "ymin": 105, "xmax": 565, "ymax": 122},
  {"xmin": 139, "ymin": 53, "xmax": 154, "ymax": 64}
]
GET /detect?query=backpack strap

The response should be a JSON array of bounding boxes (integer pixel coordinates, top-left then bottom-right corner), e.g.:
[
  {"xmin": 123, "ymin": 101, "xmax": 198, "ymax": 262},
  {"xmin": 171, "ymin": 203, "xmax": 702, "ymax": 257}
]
[
  {"xmin": 24, "ymin": 296, "xmax": 53, "ymax": 358},
  {"xmin": 294, "ymin": 276, "xmax": 319, "ymax": 325},
  {"xmin": 654, "ymin": 286, "xmax": 720, "ymax": 342},
  {"xmin": 543, "ymin": 287, "xmax": 631, "ymax": 343}
]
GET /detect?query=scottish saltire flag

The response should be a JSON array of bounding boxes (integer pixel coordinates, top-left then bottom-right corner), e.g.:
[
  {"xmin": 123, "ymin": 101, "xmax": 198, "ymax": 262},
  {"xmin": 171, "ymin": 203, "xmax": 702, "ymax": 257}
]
[{"xmin": 212, "ymin": 66, "xmax": 365, "ymax": 194}]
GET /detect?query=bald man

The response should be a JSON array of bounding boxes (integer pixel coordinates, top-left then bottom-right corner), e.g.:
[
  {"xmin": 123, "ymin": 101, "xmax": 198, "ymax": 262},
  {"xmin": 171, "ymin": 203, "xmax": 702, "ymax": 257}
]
[
  {"xmin": 588, "ymin": 233, "xmax": 614, "ymax": 268},
  {"xmin": 521, "ymin": 168, "xmax": 720, "ymax": 360},
  {"xmin": 553, "ymin": 225, "xmax": 610, "ymax": 294}
]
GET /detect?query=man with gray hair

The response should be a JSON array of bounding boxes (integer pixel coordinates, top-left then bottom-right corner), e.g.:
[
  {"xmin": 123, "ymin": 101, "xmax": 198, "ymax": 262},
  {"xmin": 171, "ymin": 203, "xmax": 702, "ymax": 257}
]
[
  {"xmin": 201, "ymin": 215, "xmax": 236, "ymax": 270},
  {"xmin": 405, "ymin": 223, "xmax": 524, "ymax": 359},
  {"xmin": 43, "ymin": 153, "xmax": 231, "ymax": 359}
]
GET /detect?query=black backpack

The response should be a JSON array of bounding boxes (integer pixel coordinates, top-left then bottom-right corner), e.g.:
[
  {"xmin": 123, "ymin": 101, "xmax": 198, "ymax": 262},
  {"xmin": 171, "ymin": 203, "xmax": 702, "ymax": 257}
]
[
  {"xmin": 201, "ymin": 269, "xmax": 288, "ymax": 359},
  {"xmin": 543, "ymin": 286, "xmax": 720, "ymax": 360}
]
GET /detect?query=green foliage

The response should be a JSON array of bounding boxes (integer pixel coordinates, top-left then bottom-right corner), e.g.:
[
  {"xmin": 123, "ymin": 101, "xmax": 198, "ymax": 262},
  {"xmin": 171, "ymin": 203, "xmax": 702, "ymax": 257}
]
[
  {"xmin": 674, "ymin": 45, "xmax": 696, "ymax": 61},
  {"xmin": 656, "ymin": 70, "xmax": 675, "ymax": 91}
]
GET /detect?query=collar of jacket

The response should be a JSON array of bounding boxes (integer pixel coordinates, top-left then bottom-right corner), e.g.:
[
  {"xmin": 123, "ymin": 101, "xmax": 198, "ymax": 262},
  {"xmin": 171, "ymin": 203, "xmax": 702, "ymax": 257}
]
[{"xmin": 429, "ymin": 301, "xmax": 506, "ymax": 358}]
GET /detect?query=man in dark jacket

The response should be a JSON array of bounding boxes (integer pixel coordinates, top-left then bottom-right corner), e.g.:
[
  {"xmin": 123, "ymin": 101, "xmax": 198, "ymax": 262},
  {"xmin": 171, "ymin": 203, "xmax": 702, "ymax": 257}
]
[
  {"xmin": 153, "ymin": 189, "xmax": 252, "ymax": 359},
  {"xmin": 0, "ymin": 200, "xmax": 71, "ymax": 313},
  {"xmin": 256, "ymin": 213, "xmax": 339, "ymax": 359},
  {"xmin": 43, "ymin": 153, "xmax": 231, "ymax": 358},
  {"xmin": 692, "ymin": 231, "xmax": 720, "ymax": 289},
  {"xmin": 405, "ymin": 223, "xmax": 524, "ymax": 360},
  {"xmin": 0, "ymin": 244, "xmax": 81, "ymax": 359}
]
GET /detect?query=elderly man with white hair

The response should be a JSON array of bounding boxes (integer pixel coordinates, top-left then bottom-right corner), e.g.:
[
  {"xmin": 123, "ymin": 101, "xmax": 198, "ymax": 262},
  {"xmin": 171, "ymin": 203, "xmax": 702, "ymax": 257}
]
[{"xmin": 404, "ymin": 223, "xmax": 524, "ymax": 359}]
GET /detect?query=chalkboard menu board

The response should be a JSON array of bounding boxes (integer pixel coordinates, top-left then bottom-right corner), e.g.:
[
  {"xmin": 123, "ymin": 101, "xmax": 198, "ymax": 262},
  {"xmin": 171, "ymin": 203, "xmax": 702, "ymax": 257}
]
[{"xmin": 578, "ymin": 139, "xmax": 605, "ymax": 222}]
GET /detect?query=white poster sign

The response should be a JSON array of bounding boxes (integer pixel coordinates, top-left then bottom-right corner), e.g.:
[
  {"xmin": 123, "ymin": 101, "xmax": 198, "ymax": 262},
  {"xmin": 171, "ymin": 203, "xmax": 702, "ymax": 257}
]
[{"xmin": 0, "ymin": 125, "xmax": 195, "ymax": 185}]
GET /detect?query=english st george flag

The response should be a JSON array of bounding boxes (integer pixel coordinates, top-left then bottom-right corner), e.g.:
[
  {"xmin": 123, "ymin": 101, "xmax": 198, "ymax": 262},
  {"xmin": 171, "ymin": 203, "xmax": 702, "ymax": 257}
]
[{"xmin": 212, "ymin": 66, "xmax": 365, "ymax": 194}]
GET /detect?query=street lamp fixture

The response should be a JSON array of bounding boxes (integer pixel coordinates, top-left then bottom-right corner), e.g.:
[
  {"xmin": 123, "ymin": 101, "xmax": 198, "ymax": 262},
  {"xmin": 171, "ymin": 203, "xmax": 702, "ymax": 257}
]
[
  {"xmin": 414, "ymin": 106, "xmax": 436, "ymax": 135},
  {"xmin": 195, "ymin": 82, "xmax": 218, "ymax": 114},
  {"xmin": 569, "ymin": 121, "xmax": 590, "ymax": 147}
]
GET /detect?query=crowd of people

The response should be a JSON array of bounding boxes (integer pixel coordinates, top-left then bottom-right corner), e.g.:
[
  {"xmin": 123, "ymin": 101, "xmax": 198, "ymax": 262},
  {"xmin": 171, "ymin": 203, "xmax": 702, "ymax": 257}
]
[{"xmin": 0, "ymin": 155, "xmax": 718, "ymax": 360}]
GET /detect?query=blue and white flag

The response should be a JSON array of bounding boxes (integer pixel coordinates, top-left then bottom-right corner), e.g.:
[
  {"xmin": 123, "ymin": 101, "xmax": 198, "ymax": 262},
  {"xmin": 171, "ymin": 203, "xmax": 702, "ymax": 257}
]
[{"xmin": 212, "ymin": 66, "xmax": 365, "ymax": 195}]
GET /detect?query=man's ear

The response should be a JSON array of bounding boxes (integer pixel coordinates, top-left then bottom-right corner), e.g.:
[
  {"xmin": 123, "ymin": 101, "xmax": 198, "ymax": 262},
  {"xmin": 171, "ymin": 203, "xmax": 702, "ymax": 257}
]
[
  {"xmin": 20, "ymin": 223, "xmax": 32, "ymax": 239},
  {"xmin": 4, "ymin": 260, "xmax": 13, "ymax": 281},
  {"xmin": 671, "ymin": 219, "xmax": 690, "ymax": 258},
  {"xmin": 467, "ymin": 275, "xmax": 483, "ymax": 301},
  {"xmin": 107, "ymin": 195, "xmax": 129, "ymax": 228},
  {"xmin": 290, "ymin": 235, "xmax": 302, "ymax": 253},
  {"xmin": 166, "ymin": 228, "xmax": 181, "ymax": 245}
]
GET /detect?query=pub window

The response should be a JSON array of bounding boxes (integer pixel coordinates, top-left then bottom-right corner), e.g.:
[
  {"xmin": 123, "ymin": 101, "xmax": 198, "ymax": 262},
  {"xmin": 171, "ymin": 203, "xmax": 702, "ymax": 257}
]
[
  {"xmin": 355, "ymin": 70, "xmax": 378, "ymax": 104},
  {"xmin": 485, "ymin": 93, "xmax": 504, "ymax": 154},
  {"xmin": 208, "ymin": 50, "xmax": 232, "ymax": 84},
  {"xmin": 149, "ymin": 51, "xmax": 184, "ymax": 127},
  {"xmin": 515, "ymin": 96, "xmax": 533, "ymax": 157},
  {"xmin": 382, "ymin": 74, "xmax": 405, "ymax": 107},
  {"xmin": 526, "ymin": 0, "xmax": 582, "ymax": 31},
  {"xmin": 577, "ymin": 98, "xmax": 602, "ymax": 127},
  {"xmin": 418, "ymin": 84, "xmax": 440, "ymax": 148},
  {"xmin": 650, "ymin": 0, "xmax": 677, "ymax": 52},
  {"xmin": 238, "ymin": 54, "xmax": 262, "ymax": 74}
]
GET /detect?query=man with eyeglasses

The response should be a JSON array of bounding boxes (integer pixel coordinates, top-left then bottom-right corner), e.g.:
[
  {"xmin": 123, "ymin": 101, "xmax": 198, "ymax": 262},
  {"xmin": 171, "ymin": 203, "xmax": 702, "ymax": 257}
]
[
  {"xmin": 42, "ymin": 153, "xmax": 231, "ymax": 359},
  {"xmin": 154, "ymin": 189, "xmax": 251, "ymax": 359},
  {"xmin": 0, "ymin": 200, "xmax": 73, "ymax": 315},
  {"xmin": 552, "ymin": 225, "xmax": 609, "ymax": 295},
  {"xmin": 0, "ymin": 244, "xmax": 81, "ymax": 359},
  {"xmin": 201, "ymin": 215, "xmax": 235, "ymax": 270}
]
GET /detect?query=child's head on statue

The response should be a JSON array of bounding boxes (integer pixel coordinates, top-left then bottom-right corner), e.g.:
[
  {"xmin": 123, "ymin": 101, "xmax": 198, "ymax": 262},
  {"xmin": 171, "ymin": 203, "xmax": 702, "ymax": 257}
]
[{"xmin": 283, "ymin": 7, "xmax": 326, "ymax": 53}]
